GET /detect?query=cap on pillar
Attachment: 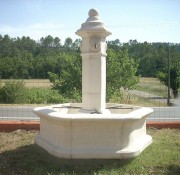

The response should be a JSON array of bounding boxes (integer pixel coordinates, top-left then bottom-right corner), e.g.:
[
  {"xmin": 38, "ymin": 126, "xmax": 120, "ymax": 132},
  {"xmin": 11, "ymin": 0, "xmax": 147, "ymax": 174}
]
[{"xmin": 76, "ymin": 8, "xmax": 111, "ymax": 37}]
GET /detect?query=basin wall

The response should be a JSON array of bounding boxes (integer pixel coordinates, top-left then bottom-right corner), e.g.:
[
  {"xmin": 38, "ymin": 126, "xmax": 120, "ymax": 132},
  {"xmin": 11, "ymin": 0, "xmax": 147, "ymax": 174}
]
[{"xmin": 35, "ymin": 113, "xmax": 151, "ymax": 159}]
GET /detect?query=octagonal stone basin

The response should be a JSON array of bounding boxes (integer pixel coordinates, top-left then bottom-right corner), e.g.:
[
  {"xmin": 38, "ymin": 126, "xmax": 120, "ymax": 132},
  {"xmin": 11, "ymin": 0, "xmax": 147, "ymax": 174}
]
[{"xmin": 33, "ymin": 103, "xmax": 153, "ymax": 159}]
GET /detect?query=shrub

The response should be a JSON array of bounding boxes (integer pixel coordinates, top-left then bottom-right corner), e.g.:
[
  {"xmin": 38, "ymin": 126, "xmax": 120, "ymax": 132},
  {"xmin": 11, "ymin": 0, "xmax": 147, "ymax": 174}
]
[
  {"xmin": 0, "ymin": 80, "xmax": 26, "ymax": 103},
  {"xmin": 0, "ymin": 80, "xmax": 66, "ymax": 104},
  {"xmin": 108, "ymin": 89, "xmax": 137, "ymax": 104},
  {"xmin": 25, "ymin": 88, "xmax": 65, "ymax": 104},
  {"xmin": 47, "ymin": 52, "xmax": 82, "ymax": 100},
  {"xmin": 157, "ymin": 63, "xmax": 180, "ymax": 98}
]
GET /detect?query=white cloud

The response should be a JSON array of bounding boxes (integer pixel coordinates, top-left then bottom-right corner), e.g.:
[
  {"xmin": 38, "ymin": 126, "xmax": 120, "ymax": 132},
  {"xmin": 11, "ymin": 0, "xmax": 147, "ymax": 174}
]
[
  {"xmin": 1, "ymin": 21, "xmax": 179, "ymax": 43},
  {"xmin": 108, "ymin": 21, "xmax": 180, "ymax": 29},
  {"xmin": 29, "ymin": 23, "xmax": 63, "ymax": 30},
  {"xmin": 0, "ymin": 22, "xmax": 64, "ymax": 40},
  {"xmin": 0, "ymin": 25, "xmax": 17, "ymax": 33},
  {"xmin": 108, "ymin": 21, "xmax": 180, "ymax": 43}
]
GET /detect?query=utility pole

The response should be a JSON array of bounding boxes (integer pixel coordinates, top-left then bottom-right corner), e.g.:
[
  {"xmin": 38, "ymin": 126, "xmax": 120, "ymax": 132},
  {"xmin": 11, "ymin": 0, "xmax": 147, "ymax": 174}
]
[{"xmin": 167, "ymin": 43, "xmax": 171, "ymax": 105}]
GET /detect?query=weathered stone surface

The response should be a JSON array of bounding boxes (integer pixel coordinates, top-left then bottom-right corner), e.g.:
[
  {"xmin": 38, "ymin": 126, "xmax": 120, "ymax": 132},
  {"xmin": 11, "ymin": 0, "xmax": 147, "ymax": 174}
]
[{"xmin": 34, "ymin": 9, "xmax": 153, "ymax": 159}]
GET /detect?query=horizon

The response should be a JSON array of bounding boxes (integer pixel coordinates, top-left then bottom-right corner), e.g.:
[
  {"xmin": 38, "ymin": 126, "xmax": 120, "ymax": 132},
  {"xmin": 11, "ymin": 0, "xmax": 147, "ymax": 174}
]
[
  {"xmin": 0, "ymin": 0, "xmax": 180, "ymax": 43},
  {"xmin": 1, "ymin": 34, "xmax": 180, "ymax": 45}
]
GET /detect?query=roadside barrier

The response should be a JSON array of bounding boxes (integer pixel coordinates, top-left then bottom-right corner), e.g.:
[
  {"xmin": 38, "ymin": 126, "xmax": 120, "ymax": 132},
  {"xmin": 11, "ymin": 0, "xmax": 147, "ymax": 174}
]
[{"xmin": 0, "ymin": 121, "xmax": 179, "ymax": 132}]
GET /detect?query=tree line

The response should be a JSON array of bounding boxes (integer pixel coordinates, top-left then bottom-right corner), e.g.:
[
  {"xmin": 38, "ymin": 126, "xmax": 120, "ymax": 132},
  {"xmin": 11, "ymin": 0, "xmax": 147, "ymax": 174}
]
[
  {"xmin": 0, "ymin": 35, "xmax": 179, "ymax": 79},
  {"xmin": 107, "ymin": 39, "xmax": 180, "ymax": 77},
  {"xmin": 0, "ymin": 34, "xmax": 80, "ymax": 79},
  {"xmin": 0, "ymin": 34, "xmax": 179, "ymax": 98}
]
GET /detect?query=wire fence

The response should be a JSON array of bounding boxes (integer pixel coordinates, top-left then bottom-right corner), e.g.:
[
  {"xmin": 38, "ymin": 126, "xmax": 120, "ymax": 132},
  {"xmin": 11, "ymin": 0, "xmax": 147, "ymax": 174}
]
[{"xmin": 0, "ymin": 79, "xmax": 179, "ymax": 122}]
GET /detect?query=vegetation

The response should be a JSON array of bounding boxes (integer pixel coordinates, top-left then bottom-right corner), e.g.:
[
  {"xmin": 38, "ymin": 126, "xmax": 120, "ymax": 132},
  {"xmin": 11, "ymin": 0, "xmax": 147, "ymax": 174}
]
[
  {"xmin": 0, "ymin": 78, "xmax": 168, "ymax": 106},
  {"xmin": 109, "ymin": 89, "xmax": 167, "ymax": 107},
  {"xmin": 106, "ymin": 48, "xmax": 139, "ymax": 100},
  {"xmin": 0, "ymin": 80, "xmax": 26, "ymax": 103},
  {"xmin": 0, "ymin": 80, "xmax": 65, "ymax": 104},
  {"xmin": 135, "ymin": 78, "xmax": 168, "ymax": 97},
  {"xmin": 107, "ymin": 39, "xmax": 180, "ymax": 77},
  {"xmin": 0, "ymin": 35, "xmax": 179, "ymax": 79},
  {"xmin": 25, "ymin": 88, "xmax": 65, "ymax": 104},
  {"xmin": 0, "ymin": 129, "xmax": 179, "ymax": 175},
  {"xmin": 0, "ymin": 35, "xmax": 81, "ymax": 79},
  {"xmin": 47, "ymin": 52, "xmax": 82, "ymax": 101},
  {"xmin": 0, "ymin": 34, "xmax": 180, "ymax": 103},
  {"xmin": 48, "ymin": 48, "xmax": 139, "ymax": 101},
  {"xmin": 157, "ymin": 63, "xmax": 180, "ymax": 98}
]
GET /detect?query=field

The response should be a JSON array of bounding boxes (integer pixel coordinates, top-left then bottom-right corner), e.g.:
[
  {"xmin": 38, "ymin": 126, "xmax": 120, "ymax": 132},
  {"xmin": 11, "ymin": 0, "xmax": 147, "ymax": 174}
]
[
  {"xmin": 0, "ymin": 78, "xmax": 174, "ymax": 106},
  {"xmin": 0, "ymin": 129, "xmax": 179, "ymax": 175},
  {"xmin": 136, "ymin": 77, "xmax": 168, "ymax": 98},
  {"xmin": 25, "ymin": 78, "xmax": 170, "ymax": 99},
  {"xmin": 1, "ymin": 79, "xmax": 52, "ymax": 88},
  {"xmin": 1, "ymin": 77, "xmax": 166, "ymax": 89}
]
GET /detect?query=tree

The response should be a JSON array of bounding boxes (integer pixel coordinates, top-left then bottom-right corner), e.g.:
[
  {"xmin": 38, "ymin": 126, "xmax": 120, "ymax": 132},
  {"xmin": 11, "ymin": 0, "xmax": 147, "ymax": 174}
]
[
  {"xmin": 64, "ymin": 37, "xmax": 73, "ymax": 48},
  {"xmin": 48, "ymin": 52, "xmax": 82, "ymax": 100},
  {"xmin": 53, "ymin": 37, "xmax": 61, "ymax": 48},
  {"xmin": 48, "ymin": 47, "xmax": 139, "ymax": 102},
  {"xmin": 0, "ymin": 35, "xmax": 180, "ymax": 80},
  {"xmin": 71, "ymin": 39, "xmax": 81, "ymax": 51},
  {"xmin": 0, "ymin": 34, "xmax": 12, "ymax": 57},
  {"xmin": 157, "ymin": 63, "xmax": 180, "ymax": 98},
  {"xmin": 107, "ymin": 39, "xmax": 122, "ymax": 51},
  {"xmin": 106, "ymin": 48, "xmax": 139, "ymax": 99}
]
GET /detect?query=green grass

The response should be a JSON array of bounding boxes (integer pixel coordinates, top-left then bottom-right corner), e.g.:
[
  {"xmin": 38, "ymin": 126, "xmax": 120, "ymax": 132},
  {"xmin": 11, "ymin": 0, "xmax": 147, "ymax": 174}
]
[
  {"xmin": 0, "ymin": 79, "xmax": 66, "ymax": 104},
  {"xmin": 109, "ymin": 89, "xmax": 167, "ymax": 107},
  {"xmin": 0, "ymin": 78, "xmax": 178, "ymax": 106},
  {"xmin": 25, "ymin": 88, "xmax": 66, "ymax": 104},
  {"xmin": 1, "ymin": 79, "xmax": 51, "ymax": 88},
  {"xmin": 0, "ymin": 129, "xmax": 179, "ymax": 175},
  {"xmin": 136, "ymin": 77, "xmax": 168, "ymax": 98}
]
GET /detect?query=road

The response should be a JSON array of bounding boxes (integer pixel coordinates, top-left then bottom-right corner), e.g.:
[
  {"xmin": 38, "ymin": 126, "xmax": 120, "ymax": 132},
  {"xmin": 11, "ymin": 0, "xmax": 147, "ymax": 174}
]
[
  {"xmin": 0, "ymin": 106, "xmax": 39, "ymax": 121},
  {"xmin": 147, "ymin": 107, "xmax": 180, "ymax": 122},
  {"xmin": 0, "ymin": 105, "xmax": 179, "ymax": 122}
]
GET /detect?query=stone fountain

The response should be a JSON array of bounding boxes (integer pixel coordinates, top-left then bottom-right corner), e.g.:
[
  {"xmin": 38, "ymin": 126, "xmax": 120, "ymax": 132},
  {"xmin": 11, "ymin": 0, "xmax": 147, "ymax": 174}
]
[{"xmin": 33, "ymin": 9, "xmax": 153, "ymax": 159}]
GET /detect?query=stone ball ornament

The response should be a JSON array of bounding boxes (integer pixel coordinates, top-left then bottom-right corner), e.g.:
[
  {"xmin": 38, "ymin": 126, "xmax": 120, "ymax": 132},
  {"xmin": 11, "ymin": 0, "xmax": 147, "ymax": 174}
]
[
  {"xmin": 88, "ymin": 8, "xmax": 99, "ymax": 17},
  {"xmin": 76, "ymin": 8, "xmax": 111, "ymax": 38}
]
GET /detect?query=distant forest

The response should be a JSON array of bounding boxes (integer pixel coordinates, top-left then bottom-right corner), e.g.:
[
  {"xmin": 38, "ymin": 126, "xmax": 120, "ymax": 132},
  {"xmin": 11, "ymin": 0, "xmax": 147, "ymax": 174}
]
[{"xmin": 0, "ymin": 34, "xmax": 180, "ymax": 79}]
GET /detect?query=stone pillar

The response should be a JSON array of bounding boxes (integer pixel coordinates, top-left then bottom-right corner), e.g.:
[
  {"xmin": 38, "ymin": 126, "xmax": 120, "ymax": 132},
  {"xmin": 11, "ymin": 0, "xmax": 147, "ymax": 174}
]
[{"xmin": 76, "ymin": 9, "xmax": 111, "ymax": 113}]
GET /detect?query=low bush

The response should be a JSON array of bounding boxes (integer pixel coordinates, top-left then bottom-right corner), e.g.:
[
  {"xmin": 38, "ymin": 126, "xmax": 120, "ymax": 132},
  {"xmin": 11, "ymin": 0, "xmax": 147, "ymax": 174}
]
[
  {"xmin": 0, "ymin": 80, "xmax": 66, "ymax": 104},
  {"xmin": 0, "ymin": 80, "xmax": 26, "ymax": 103},
  {"xmin": 108, "ymin": 89, "xmax": 136, "ymax": 104},
  {"xmin": 25, "ymin": 88, "xmax": 66, "ymax": 104}
]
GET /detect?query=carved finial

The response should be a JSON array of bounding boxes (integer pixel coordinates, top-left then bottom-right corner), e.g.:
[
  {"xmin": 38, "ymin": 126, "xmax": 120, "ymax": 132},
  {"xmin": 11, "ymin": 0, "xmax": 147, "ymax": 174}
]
[
  {"xmin": 76, "ymin": 8, "xmax": 111, "ymax": 37},
  {"xmin": 88, "ymin": 9, "xmax": 99, "ymax": 17}
]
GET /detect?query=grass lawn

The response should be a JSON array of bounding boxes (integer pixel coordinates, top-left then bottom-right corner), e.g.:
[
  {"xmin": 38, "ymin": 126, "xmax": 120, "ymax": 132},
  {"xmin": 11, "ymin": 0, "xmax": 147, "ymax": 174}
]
[
  {"xmin": 0, "ymin": 129, "xmax": 179, "ymax": 175},
  {"xmin": 136, "ymin": 77, "xmax": 168, "ymax": 98},
  {"xmin": 1, "ymin": 79, "xmax": 52, "ymax": 88},
  {"xmin": 1, "ymin": 78, "xmax": 179, "ymax": 96},
  {"xmin": 1, "ymin": 78, "xmax": 167, "ymax": 94}
]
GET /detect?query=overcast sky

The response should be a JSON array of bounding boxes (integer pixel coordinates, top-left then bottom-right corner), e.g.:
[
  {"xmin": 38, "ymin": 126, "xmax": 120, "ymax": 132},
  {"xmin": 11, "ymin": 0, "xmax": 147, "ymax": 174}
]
[{"xmin": 0, "ymin": 0, "xmax": 180, "ymax": 43}]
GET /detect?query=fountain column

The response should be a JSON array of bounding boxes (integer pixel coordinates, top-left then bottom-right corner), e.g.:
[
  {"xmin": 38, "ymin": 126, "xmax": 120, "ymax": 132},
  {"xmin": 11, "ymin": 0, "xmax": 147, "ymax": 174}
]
[
  {"xmin": 76, "ymin": 9, "xmax": 111, "ymax": 113},
  {"xmin": 34, "ymin": 8, "xmax": 153, "ymax": 159}
]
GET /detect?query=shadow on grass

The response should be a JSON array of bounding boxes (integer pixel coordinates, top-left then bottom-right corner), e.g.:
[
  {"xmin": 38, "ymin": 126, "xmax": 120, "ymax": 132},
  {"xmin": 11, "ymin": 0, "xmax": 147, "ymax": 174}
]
[
  {"xmin": 0, "ymin": 144, "xmax": 133, "ymax": 175},
  {"xmin": 1, "ymin": 143, "xmax": 180, "ymax": 175},
  {"xmin": 165, "ymin": 165, "xmax": 180, "ymax": 175}
]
